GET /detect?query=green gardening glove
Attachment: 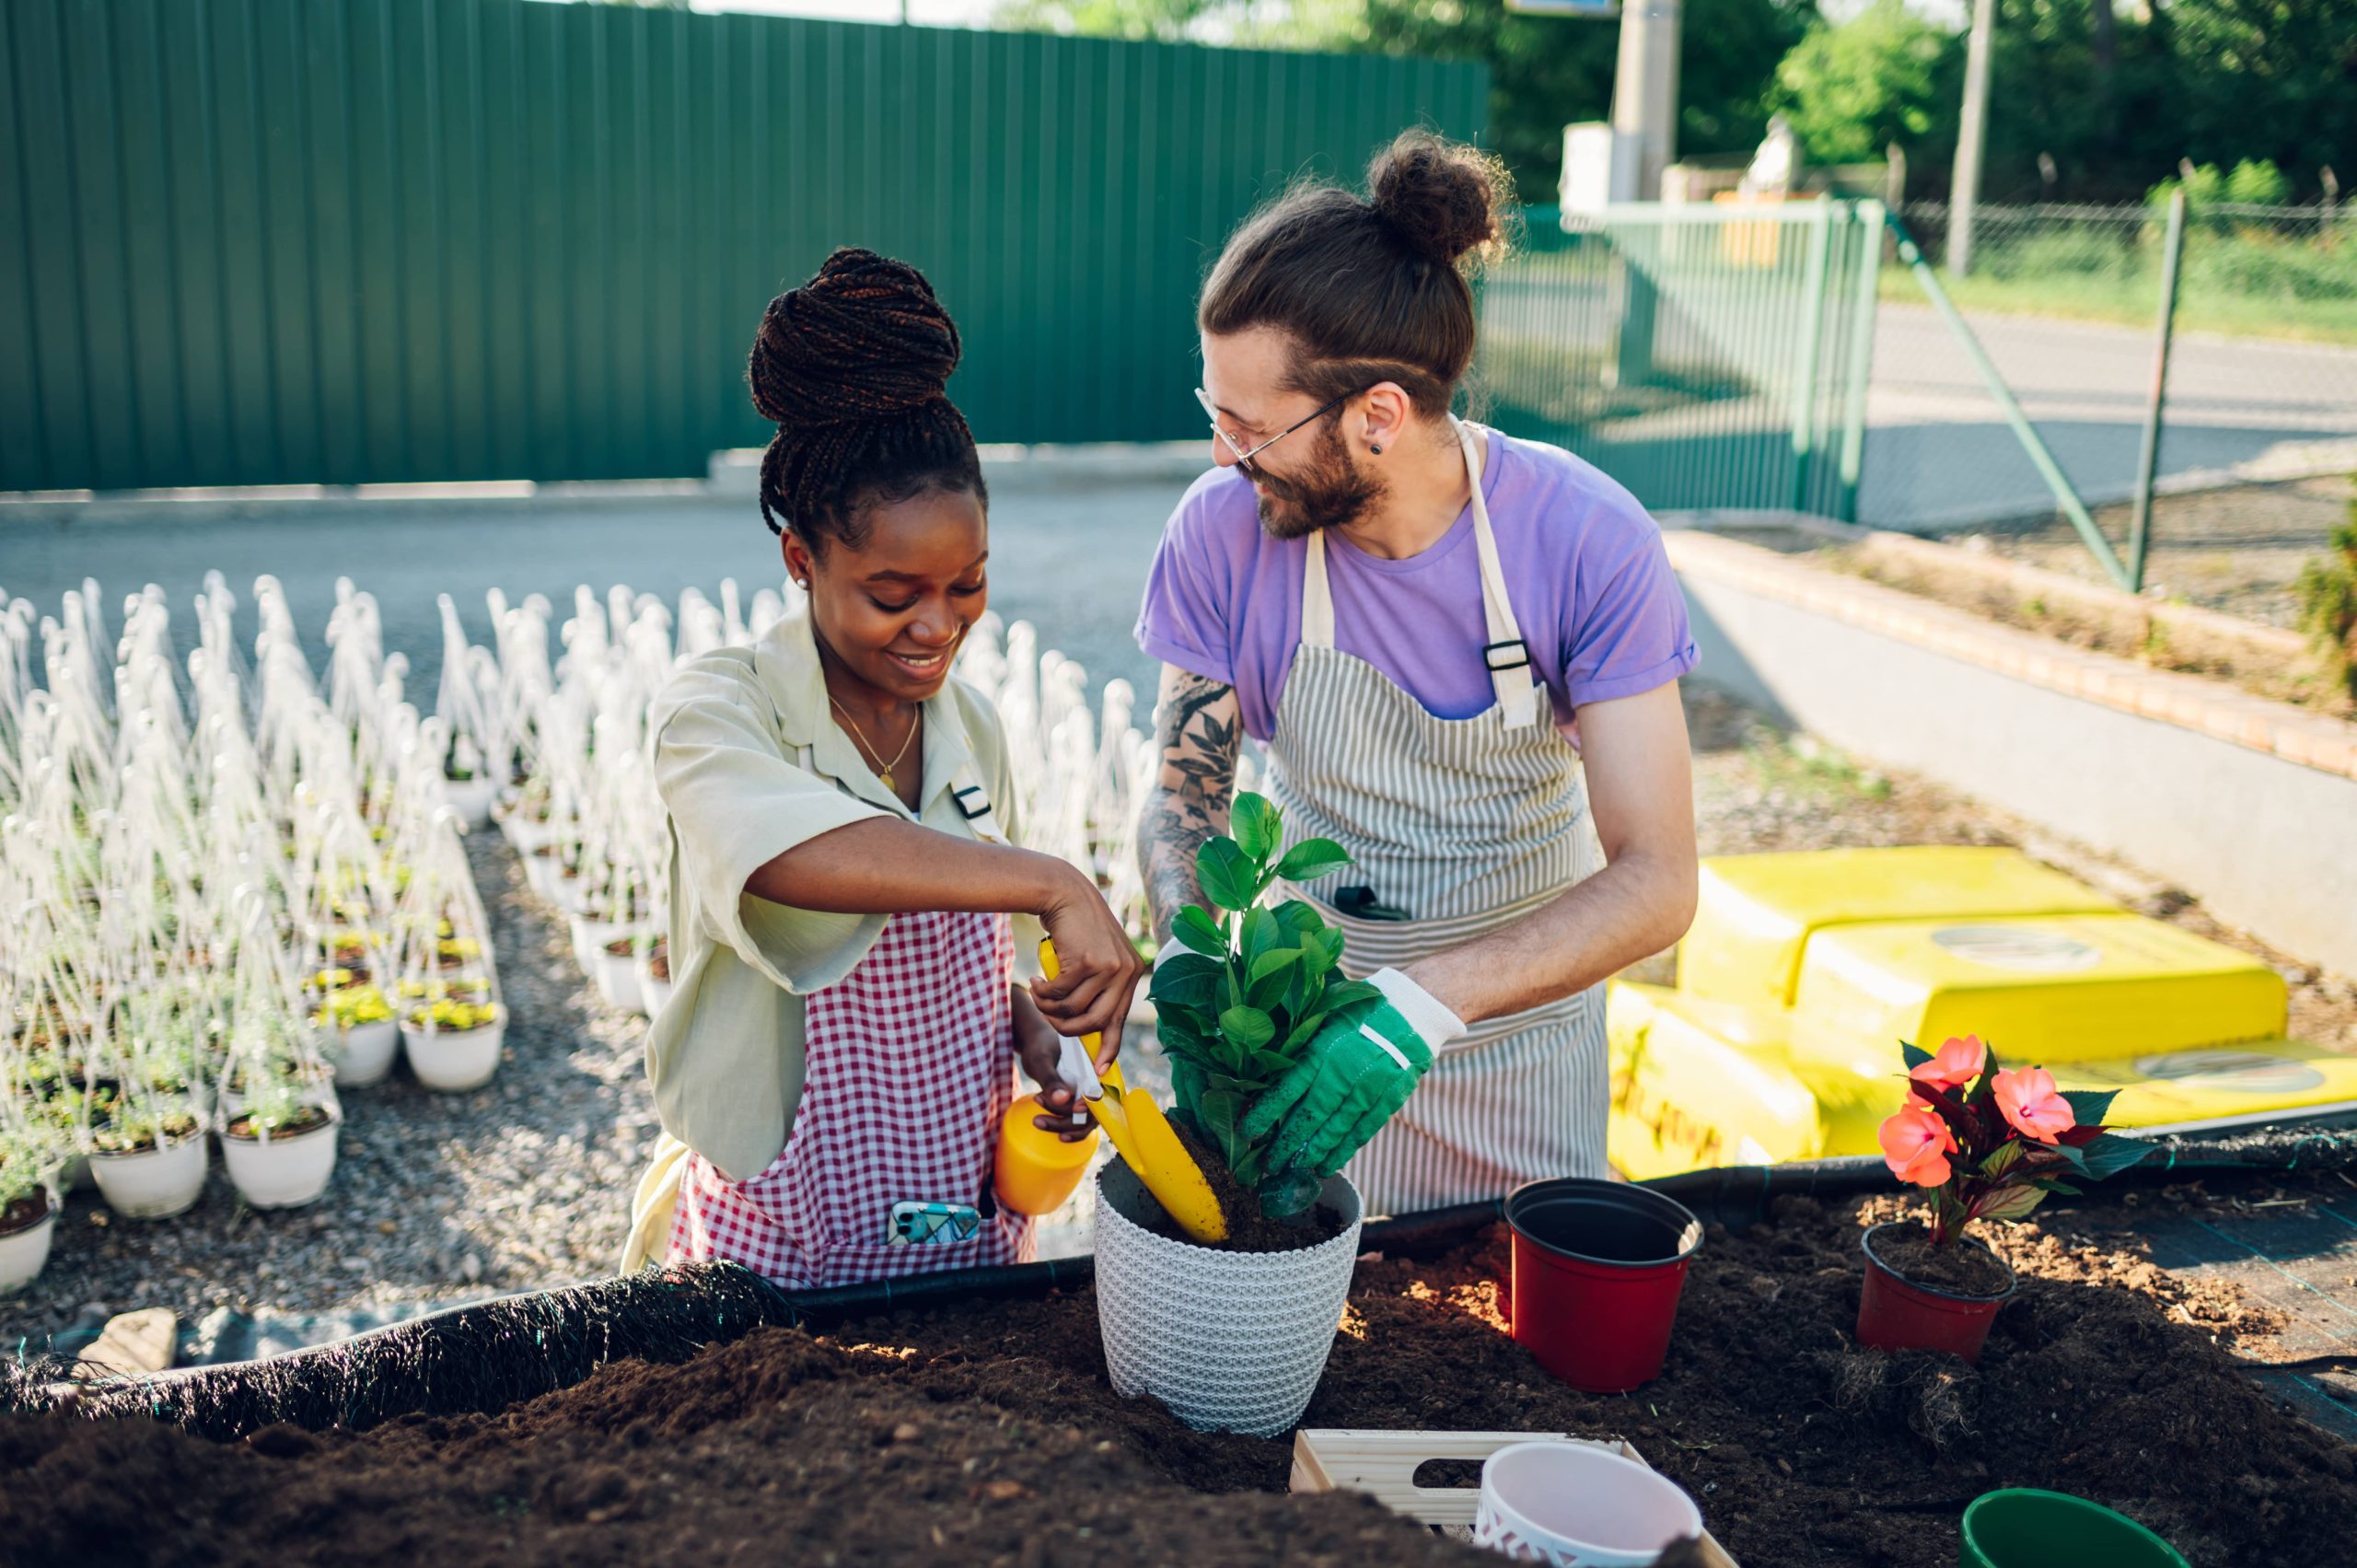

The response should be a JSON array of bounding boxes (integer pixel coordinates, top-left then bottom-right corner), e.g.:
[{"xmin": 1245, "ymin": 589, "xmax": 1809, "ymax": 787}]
[{"xmin": 1239, "ymin": 969, "xmax": 1467, "ymax": 1179}]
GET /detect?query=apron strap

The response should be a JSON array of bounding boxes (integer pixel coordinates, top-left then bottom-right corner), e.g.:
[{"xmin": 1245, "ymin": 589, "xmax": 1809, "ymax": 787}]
[
  {"xmin": 1296, "ymin": 420, "xmax": 1541, "ymax": 728},
  {"xmin": 1457, "ymin": 417, "xmax": 1543, "ymax": 730},
  {"xmin": 1303, "ymin": 532, "xmax": 1338, "ymax": 649}
]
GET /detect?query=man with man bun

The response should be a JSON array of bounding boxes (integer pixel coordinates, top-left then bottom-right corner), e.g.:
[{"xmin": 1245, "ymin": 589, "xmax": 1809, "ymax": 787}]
[{"xmin": 1134, "ymin": 132, "xmax": 1701, "ymax": 1214}]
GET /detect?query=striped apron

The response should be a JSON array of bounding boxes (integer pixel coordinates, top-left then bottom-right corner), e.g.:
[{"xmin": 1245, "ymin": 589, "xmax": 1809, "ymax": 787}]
[{"xmin": 1266, "ymin": 417, "xmax": 1609, "ymax": 1215}]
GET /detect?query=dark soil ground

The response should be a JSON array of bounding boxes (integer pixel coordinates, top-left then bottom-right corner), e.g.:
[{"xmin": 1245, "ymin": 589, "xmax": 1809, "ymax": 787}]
[{"xmin": 5, "ymin": 1168, "xmax": 2351, "ymax": 1568}]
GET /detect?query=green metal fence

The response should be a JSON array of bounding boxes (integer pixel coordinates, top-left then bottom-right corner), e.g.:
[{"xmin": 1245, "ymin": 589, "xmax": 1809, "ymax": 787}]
[
  {"xmin": 1482, "ymin": 201, "xmax": 1883, "ymax": 521},
  {"xmin": 0, "ymin": 0, "xmax": 1485, "ymax": 493}
]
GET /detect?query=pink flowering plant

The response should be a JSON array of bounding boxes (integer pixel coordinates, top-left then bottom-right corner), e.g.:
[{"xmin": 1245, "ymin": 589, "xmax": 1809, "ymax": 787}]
[{"xmin": 1878, "ymin": 1034, "xmax": 2154, "ymax": 1247}]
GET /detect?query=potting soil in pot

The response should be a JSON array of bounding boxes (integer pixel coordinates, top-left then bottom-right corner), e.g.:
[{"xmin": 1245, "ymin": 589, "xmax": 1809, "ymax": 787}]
[{"xmin": 4, "ymin": 1169, "xmax": 2351, "ymax": 1567}]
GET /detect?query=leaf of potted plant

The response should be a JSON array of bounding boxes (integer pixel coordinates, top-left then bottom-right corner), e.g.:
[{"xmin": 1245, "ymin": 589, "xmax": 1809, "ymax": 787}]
[
  {"xmin": 1861, "ymin": 1034, "xmax": 2154, "ymax": 1363},
  {"xmin": 1094, "ymin": 793, "xmax": 1385, "ymax": 1437},
  {"xmin": 220, "ymin": 1067, "xmax": 342, "ymax": 1210},
  {"xmin": 89, "ymin": 1104, "xmax": 210, "ymax": 1221},
  {"xmin": 0, "ymin": 1129, "xmax": 63, "ymax": 1294},
  {"xmin": 400, "ymin": 995, "xmax": 506, "ymax": 1092}
]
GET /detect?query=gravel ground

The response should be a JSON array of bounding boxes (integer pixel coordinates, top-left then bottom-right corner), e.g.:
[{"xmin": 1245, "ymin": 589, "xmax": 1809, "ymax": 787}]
[
  {"xmin": 0, "ymin": 830, "xmax": 659, "ymax": 1354},
  {"xmin": 1956, "ymin": 471, "xmax": 2353, "ymax": 632},
  {"xmin": 6, "ymin": 685, "xmax": 2351, "ymax": 1356}
]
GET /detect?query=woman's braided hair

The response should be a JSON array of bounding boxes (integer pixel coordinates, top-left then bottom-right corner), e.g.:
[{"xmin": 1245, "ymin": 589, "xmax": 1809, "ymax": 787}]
[{"xmin": 748, "ymin": 248, "xmax": 985, "ymax": 549}]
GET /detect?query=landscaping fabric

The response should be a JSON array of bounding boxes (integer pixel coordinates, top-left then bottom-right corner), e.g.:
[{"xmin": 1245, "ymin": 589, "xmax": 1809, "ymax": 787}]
[{"xmin": 5, "ymin": 1172, "xmax": 2352, "ymax": 1567}]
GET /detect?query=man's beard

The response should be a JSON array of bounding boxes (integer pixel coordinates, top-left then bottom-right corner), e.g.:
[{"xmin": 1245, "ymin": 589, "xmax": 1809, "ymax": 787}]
[{"xmin": 1252, "ymin": 423, "xmax": 1384, "ymax": 540}]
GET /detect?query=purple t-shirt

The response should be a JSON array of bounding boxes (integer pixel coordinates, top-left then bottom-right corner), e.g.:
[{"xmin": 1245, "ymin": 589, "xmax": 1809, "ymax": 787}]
[{"xmin": 1133, "ymin": 427, "xmax": 1698, "ymax": 741}]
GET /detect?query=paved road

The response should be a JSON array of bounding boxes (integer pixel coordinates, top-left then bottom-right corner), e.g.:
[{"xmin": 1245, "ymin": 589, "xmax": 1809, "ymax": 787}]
[
  {"xmin": 0, "ymin": 476, "xmax": 1182, "ymax": 706},
  {"xmin": 1862, "ymin": 303, "xmax": 2357, "ymax": 528}
]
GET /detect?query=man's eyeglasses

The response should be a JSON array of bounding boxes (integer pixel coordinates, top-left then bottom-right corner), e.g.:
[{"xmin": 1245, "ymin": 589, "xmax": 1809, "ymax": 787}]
[{"xmin": 1194, "ymin": 386, "xmax": 1364, "ymax": 471}]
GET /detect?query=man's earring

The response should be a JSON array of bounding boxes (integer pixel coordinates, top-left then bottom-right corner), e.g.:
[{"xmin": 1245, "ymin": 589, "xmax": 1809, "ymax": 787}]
[{"xmin": 1370, "ymin": 443, "xmax": 1383, "ymax": 455}]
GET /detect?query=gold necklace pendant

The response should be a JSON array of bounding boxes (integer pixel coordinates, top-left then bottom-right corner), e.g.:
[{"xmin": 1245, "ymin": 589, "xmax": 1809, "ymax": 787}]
[{"xmin": 829, "ymin": 692, "xmax": 920, "ymax": 796}]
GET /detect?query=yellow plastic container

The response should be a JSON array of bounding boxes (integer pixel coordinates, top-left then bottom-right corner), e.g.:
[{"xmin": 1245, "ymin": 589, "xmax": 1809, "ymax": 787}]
[
  {"xmin": 993, "ymin": 1092, "xmax": 1099, "ymax": 1216},
  {"xmin": 2043, "ymin": 1043, "xmax": 2357, "ymax": 1133},
  {"xmin": 1607, "ymin": 981, "xmax": 1827, "ymax": 1179},
  {"xmin": 1790, "ymin": 912, "xmax": 2286, "ymax": 1074},
  {"xmin": 1679, "ymin": 848, "xmax": 2116, "ymax": 1012}
]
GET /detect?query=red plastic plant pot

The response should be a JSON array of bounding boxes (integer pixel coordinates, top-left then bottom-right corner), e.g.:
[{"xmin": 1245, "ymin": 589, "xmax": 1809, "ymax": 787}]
[
  {"xmin": 1855, "ymin": 1220, "xmax": 2017, "ymax": 1365},
  {"xmin": 1504, "ymin": 1179, "xmax": 1704, "ymax": 1395}
]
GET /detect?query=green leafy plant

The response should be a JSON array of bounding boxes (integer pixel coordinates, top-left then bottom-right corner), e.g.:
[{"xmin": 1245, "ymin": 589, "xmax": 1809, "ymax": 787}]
[
  {"xmin": 405, "ymin": 998, "xmax": 501, "ymax": 1032},
  {"xmin": 1148, "ymin": 793, "xmax": 1380, "ymax": 1222},
  {"xmin": 93, "ymin": 1106, "xmax": 201, "ymax": 1156},
  {"xmin": 0, "ymin": 1128, "xmax": 56, "ymax": 1217},
  {"xmin": 228, "ymin": 1068, "xmax": 329, "ymax": 1141},
  {"xmin": 2293, "ymin": 505, "xmax": 2357, "ymax": 704},
  {"xmin": 309, "ymin": 984, "xmax": 393, "ymax": 1030}
]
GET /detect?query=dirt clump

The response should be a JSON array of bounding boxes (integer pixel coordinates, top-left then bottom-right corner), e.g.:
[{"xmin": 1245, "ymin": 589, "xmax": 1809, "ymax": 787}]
[{"xmin": 1866, "ymin": 1223, "xmax": 2016, "ymax": 1296}]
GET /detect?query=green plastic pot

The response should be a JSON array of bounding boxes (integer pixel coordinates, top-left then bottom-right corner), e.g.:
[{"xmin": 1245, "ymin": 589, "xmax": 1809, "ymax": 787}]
[{"xmin": 1959, "ymin": 1490, "xmax": 2188, "ymax": 1568}]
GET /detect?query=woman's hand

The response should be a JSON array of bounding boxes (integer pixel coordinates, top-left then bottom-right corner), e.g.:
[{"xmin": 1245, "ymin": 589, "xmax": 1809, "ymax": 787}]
[
  {"xmin": 1028, "ymin": 865, "xmax": 1144, "ymax": 1072},
  {"xmin": 1012, "ymin": 991, "xmax": 1097, "ymax": 1144}
]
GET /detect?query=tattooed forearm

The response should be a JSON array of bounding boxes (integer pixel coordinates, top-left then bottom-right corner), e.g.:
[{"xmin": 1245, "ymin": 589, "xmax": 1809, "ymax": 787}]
[{"xmin": 1137, "ymin": 665, "xmax": 1241, "ymax": 943}]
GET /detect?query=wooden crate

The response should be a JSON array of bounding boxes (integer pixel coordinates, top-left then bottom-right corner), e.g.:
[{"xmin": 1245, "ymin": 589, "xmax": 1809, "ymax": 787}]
[{"xmin": 1290, "ymin": 1428, "xmax": 1739, "ymax": 1566}]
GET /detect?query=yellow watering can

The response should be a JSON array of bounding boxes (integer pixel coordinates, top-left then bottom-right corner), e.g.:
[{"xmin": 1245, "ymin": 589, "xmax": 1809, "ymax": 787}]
[{"xmin": 993, "ymin": 941, "xmax": 1228, "ymax": 1245}]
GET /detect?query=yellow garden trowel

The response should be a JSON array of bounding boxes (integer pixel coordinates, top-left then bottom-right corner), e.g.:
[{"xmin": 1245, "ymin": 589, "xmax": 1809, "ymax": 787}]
[{"xmin": 1039, "ymin": 940, "xmax": 1227, "ymax": 1245}]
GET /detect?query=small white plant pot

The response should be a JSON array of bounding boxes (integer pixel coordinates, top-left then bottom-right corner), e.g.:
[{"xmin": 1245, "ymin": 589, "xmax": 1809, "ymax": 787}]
[
  {"xmin": 635, "ymin": 955, "xmax": 674, "ymax": 1018},
  {"xmin": 90, "ymin": 1134, "xmax": 210, "ymax": 1220},
  {"xmin": 402, "ymin": 1017, "xmax": 505, "ymax": 1092},
  {"xmin": 326, "ymin": 1018, "xmax": 401, "ymax": 1088},
  {"xmin": 223, "ymin": 1114, "xmax": 341, "ymax": 1210},
  {"xmin": 523, "ymin": 852, "xmax": 561, "ymax": 902},
  {"xmin": 0, "ymin": 1199, "xmax": 57, "ymax": 1294},
  {"xmin": 505, "ymin": 814, "xmax": 551, "ymax": 856},
  {"xmin": 1092, "ymin": 1164, "xmax": 1364, "ymax": 1438},
  {"xmin": 572, "ymin": 915, "xmax": 635, "ymax": 974},
  {"xmin": 441, "ymin": 774, "xmax": 499, "ymax": 828},
  {"xmin": 594, "ymin": 947, "xmax": 643, "ymax": 1014},
  {"xmin": 1472, "ymin": 1441, "xmax": 1704, "ymax": 1567}
]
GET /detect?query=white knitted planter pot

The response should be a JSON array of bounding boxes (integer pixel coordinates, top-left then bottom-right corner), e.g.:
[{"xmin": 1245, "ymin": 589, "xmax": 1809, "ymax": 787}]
[
  {"xmin": 0, "ymin": 1203, "xmax": 57, "ymax": 1294},
  {"xmin": 1093, "ymin": 1163, "xmax": 1363, "ymax": 1438},
  {"xmin": 325, "ymin": 1018, "xmax": 401, "ymax": 1088},
  {"xmin": 224, "ymin": 1114, "xmax": 341, "ymax": 1209},
  {"xmin": 90, "ymin": 1134, "xmax": 209, "ymax": 1220}
]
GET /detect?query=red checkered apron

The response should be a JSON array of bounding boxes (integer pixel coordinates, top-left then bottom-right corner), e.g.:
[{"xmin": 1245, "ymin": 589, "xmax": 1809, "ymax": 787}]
[{"xmin": 666, "ymin": 908, "xmax": 1033, "ymax": 1289}]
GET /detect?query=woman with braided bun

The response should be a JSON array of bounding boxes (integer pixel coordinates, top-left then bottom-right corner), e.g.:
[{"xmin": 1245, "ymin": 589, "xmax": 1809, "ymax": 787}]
[
  {"xmin": 621, "ymin": 248, "xmax": 1143, "ymax": 1288},
  {"xmin": 1135, "ymin": 132, "xmax": 1700, "ymax": 1214}
]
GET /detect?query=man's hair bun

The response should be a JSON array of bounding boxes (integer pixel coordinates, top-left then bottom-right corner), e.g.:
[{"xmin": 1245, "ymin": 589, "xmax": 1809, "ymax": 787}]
[{"xmin": 1367, "ymin": 131, "xmax": 1513, "ymax": 269}]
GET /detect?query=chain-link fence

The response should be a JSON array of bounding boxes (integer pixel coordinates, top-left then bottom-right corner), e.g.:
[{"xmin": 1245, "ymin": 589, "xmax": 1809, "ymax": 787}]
[{"xmin": 1859, "ymin": 200, "xmax": 2357, "ymax": 627}]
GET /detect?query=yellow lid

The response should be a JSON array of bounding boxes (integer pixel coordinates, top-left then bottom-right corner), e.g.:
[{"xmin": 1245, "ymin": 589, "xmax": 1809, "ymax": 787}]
[
  {"xmin": 1679, "ymin": 848, "xmax": 2115, "ymax": 1010},
  {"xmin": 1790, "ymin": 912, "xmax": 2286, "ymax": 1074},
  {"xmin": 993, "ymin": 1093, "xmax": 1098, "ymax": 1216}
]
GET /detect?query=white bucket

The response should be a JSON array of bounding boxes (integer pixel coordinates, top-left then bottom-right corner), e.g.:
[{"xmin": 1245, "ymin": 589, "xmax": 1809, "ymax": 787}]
[
  {"xmin": 594, "ymin": 945, "xmax": 643, "ymax": 1014},
  {"xmin": 635, "ymin": 954, "xmax": 674, "ymax": 1019},
  {"xmin": 1092, "ymin": 1163, "xmax": 1362, "ymax": 1438},
  {"xmin": 0, "ymin": 1203, "xmax": 57, "ymax": 1294},
  {"xmin": 441, "ymin": 774, "xmax": 499, "ymax": 828},
  {"xmin": 401, "ymin": 1017, "xmax": 505, "ymax": 1092},
  {"xmin": 327, "ymin": 1018, "xmax": 401, "ymax": 1088},
  {"xmin": 1472, "ymin": 1441, "xmax": 1706, "ymax": 1566},
  {"xmin": 90, "ymin": 1134, "xmax": 209, "ymax": 1220},
  {"xmin": 223, "ymin": 1114, "xmax": 341, "ymax": 1210}
]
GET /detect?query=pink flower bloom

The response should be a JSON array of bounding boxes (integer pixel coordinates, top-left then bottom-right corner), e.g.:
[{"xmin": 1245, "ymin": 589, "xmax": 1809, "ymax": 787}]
[
  {"xmin": 1909, "ymin": 1035, "xmax": 1987, "ymax": 1094},
  {"xmin": 1993, "ymin": 1066, "xmax": 2076, "ymax": 1143},
  {"xmin": 1879, "ymin": 1106, "xmax": 1956, "ymax": 1188}
]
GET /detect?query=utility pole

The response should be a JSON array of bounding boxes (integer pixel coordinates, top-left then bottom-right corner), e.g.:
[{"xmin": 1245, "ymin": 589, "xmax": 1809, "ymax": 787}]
[
  {"xmin": 1949, "ymin": 0, "xmax": 1996, "ymax": 277},
  {"xmin": 1611, "ymin": 1, "xmax": 1683, "ymax": 201}
]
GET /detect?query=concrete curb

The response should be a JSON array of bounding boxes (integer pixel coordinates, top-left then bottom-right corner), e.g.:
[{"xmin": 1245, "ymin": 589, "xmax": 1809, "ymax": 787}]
[
  {"xmin": 707, "ymin": 442, "xmax": 1208, "ymax": 495},
  {"xmin": 1668, "ymin": 526, "xmax": 2357, "ymax": 977}
]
